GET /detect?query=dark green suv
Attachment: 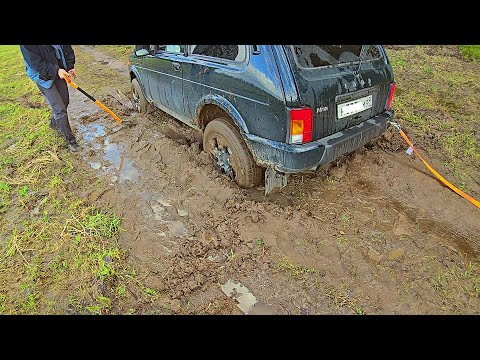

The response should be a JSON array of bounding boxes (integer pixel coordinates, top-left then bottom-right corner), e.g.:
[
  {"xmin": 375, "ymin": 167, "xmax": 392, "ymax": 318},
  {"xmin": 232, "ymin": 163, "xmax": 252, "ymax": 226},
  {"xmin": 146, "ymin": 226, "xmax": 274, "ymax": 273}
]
[{"xmin": 129, "ymin": 45, "xmax": 395, "ymax": 193}]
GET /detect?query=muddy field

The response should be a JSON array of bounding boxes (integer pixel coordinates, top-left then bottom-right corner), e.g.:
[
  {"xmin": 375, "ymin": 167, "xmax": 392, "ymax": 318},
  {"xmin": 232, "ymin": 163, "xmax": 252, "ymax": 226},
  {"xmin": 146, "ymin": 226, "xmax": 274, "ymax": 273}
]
[{"xmin": 29, "ymin": 46, "xmax": 480, "ymax": 314}]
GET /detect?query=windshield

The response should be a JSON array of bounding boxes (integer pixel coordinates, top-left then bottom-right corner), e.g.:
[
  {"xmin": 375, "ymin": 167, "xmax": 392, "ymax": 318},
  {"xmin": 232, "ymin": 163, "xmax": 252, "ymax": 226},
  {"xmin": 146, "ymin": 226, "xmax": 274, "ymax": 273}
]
[{"xmin": 291, "ymin": 45, "xmax": 381, "ymax": 68}]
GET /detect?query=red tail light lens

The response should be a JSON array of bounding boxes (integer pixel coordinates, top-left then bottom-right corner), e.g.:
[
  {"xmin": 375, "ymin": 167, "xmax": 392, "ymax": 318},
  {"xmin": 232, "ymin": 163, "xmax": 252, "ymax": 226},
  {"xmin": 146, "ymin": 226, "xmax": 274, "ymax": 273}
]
[
  {"xmin": 386, "ymin": 82, "xmax": 396, "ymax": 110},
  {"xmin": 290, "ymin": 108, "xmax": 313, "ymax": 144}
]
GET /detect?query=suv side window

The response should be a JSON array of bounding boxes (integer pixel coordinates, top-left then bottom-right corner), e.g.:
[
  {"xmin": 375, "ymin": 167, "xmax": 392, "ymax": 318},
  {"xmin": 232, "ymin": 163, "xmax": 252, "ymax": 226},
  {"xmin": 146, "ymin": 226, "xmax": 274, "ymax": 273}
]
[
  {"xmin": 155, "ymin": 45, "xmax": 185, "ymax": 54},
  {"xmin": 189, "ymin": 45, "xmax": 246, "ymax": 62}
]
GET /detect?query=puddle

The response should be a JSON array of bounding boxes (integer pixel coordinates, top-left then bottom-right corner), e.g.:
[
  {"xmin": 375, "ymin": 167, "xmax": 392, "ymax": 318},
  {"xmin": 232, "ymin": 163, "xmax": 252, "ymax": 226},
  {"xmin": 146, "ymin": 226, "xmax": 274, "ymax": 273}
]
[
  {"xmin": 221, "ymin": 279, "xmax": 276, "ymax": 315},
  {"xmin": 167, "ymin": 221, "xmax": 189, "ymax": 238},
  {"xmin": 78, "ymin": 123, "xmax": 106, "ymax": 142},
  {"xmin": 102, "ymin": 139, "xmax": 140, "ymax": 183},
  {"xmin": 78, "ymin": 123, "xmax": 105, "ymax": 150}
]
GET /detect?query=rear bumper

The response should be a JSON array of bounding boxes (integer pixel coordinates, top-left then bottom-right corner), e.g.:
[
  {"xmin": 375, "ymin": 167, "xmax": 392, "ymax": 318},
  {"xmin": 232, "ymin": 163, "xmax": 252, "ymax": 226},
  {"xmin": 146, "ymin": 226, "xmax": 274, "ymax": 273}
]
[{"xmin": 245, "ymin": 110, "xmax": 394, "ymax": 173}]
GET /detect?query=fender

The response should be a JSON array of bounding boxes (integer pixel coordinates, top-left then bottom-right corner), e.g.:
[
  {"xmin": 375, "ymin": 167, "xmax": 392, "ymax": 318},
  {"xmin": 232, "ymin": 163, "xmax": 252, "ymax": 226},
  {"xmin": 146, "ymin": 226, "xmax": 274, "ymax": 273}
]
[
  {"xmin": 196, "ymin": 94, "xmax": 249, "ymax": 134},
  {"xmin": 129, "ymin": 65, "xmax": 149, "ymax": 100}
]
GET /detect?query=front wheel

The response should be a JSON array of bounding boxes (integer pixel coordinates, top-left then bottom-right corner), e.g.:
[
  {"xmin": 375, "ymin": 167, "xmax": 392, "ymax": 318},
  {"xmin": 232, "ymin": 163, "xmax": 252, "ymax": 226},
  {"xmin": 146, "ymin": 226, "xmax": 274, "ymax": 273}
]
[
  {"xmin": 203, "ymin": 117, "xmax": 263, "ymax": 188},
  {"xmin": 131, "ymin": 78, "xmax": 147, "ymax": 113}
]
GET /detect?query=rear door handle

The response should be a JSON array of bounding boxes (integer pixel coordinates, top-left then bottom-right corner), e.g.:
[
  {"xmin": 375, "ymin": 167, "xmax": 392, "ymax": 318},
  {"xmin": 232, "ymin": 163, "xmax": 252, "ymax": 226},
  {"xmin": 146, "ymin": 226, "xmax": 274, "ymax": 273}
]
[{"xmin": 172, "ymin": 62, "xmax": 180, "ymax": 71}]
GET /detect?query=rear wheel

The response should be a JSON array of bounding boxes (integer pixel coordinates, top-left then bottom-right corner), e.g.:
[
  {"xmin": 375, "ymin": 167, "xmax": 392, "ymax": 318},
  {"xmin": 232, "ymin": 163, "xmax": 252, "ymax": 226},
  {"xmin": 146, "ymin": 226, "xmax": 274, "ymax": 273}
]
[
  {"xmin": 131, "ymin": 78, "xmax": 147, "ymax": 113},
  {"xmin": 203, "ymin": 117, "xmax": 263, "ymax": 188}
]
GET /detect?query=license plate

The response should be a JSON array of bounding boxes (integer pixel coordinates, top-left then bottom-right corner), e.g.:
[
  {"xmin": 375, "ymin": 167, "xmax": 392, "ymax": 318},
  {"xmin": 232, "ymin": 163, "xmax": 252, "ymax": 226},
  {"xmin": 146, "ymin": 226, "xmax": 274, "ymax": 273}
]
[{"xmin": 337, "ymin": 95, "xmax": 373, "ymax": 119}]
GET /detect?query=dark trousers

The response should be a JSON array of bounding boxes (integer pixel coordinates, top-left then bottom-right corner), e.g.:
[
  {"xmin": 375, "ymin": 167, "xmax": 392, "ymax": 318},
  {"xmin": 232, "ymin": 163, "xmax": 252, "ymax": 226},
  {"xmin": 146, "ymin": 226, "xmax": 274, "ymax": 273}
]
[{"xmin": 37, "ymin": 76, "xmax": 76, "ymax": 143}]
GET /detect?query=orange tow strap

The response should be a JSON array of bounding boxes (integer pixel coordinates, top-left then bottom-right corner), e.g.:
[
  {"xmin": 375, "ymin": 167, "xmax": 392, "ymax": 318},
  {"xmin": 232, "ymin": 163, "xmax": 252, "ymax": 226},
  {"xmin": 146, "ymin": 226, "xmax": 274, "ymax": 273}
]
[
  {"xmin": 390, "ymin": 122, "xmax": 480, "ymax": 209},
  {"xmin": 63, "ymin": 74, "xmax": 122, "ymax": 124}
]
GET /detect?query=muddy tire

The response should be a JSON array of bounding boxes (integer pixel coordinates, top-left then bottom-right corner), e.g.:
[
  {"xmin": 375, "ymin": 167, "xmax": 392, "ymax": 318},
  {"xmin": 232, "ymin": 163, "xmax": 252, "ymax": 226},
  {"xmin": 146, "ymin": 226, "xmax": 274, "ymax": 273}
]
[
  {"xmin": 131, "ymin": 78, "xmax": 148, "ymax": 113},
  {"xmin": 203, "ymin": 117, "xmax": 263, "ymax": 188}
]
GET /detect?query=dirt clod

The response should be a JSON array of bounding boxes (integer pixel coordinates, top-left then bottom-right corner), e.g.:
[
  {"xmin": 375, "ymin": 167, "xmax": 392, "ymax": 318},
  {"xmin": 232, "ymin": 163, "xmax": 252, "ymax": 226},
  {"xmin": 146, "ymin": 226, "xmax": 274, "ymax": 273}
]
[{"xmin": 387, "ymin": 249, "xmax": 406, "ymax": 261}]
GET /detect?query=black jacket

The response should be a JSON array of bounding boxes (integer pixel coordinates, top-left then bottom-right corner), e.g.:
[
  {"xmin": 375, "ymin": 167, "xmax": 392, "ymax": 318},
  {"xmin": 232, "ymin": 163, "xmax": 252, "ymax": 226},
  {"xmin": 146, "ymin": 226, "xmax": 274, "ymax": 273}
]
[{"xmin": 20, "ymin": 45, "xmax": 75, "ymax": 81}]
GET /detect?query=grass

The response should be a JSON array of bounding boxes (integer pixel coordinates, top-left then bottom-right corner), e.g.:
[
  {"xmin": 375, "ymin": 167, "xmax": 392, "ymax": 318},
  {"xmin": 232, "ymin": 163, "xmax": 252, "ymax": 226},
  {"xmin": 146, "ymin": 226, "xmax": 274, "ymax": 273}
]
[
  {"xmin": 323, "ymin": 286, "xmax": 365, "ymax": 315},
  {"xmin": 277, "ymin": 257, "xmax": 316, "ymax": 279},
  {"xmin": 0, "ymin": 45, "xmax": 161, "ymax": 314},
  {"xmin": 0, "ymin": 181, "xmax": 11, "ymax": 213},
  {"xmin": 417, "ymin": 254, "xmax": 480, "ymax": 313},
  {"xmin": 226, "ymin": 249, "xmax": 236, "ymax": 262},
  {"xmin": 459, "ymin": 45, "xmax": 480, "ymax": 62},
  {"xmin": 387, "ymin": 45, "xmax": 480, "ymax": 195}
]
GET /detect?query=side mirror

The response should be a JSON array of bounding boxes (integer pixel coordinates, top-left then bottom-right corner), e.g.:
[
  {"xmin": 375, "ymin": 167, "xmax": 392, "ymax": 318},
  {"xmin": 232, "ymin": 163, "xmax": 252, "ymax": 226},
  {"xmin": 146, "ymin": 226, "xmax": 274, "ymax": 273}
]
[{"xmin": 135, "ymin": 48, "xmax": 149, "ymax": 57}]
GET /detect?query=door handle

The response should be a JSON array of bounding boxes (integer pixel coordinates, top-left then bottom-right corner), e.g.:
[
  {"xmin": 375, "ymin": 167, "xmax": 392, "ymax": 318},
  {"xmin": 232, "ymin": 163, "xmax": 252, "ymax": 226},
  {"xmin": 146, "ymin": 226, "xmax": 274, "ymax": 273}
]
[{"xmin": 172, "ymin": 62, "xmax": 180, "ymax": 71}]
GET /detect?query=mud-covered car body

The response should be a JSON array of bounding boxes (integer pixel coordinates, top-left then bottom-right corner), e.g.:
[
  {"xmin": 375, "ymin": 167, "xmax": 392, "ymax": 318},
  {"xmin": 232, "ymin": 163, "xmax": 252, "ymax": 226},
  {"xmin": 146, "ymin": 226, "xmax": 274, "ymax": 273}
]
[{"xmin": 129, "ymin": 45, "xmax": 395, "ymax": 190}]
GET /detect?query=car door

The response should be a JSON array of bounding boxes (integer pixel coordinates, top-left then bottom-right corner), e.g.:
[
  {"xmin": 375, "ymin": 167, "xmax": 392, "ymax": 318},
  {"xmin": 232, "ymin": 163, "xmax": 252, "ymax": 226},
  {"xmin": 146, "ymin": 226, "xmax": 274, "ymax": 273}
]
[
  {"xmin": 181, "ymin": 45, "xmax": 248, "ymax": 122},
  {"xmin": 142, "ymin": 45, "xmax": 187, "ymax": 120}
]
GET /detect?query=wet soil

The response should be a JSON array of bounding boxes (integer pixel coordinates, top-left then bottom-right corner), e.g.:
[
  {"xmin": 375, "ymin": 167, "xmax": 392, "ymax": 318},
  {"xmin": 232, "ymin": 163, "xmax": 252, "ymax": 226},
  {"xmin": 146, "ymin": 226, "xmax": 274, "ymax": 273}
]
[{"xmin": 66, "ymin": 46, "xmax": 480, "ymax": 314}]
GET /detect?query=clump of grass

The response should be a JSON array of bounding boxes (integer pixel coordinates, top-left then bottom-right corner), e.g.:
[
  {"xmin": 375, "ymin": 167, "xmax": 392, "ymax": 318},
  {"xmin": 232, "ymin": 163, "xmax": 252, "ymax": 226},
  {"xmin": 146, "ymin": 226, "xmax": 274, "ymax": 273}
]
[
  {"xmin": 338, "ymin": 213, "xmax": 350, "ymax": 224},
  {"xmin": 0, "ymin": 181, "xmax": 11, "ymax": 213},
  {"xmin": 459, "ymin": 45, "xmax": 480, "ymax": 62},
  {"xmin": 324, "ymin": 286, "xmax": 365, "ymax": 315},
  {"xmin": 255, "ymin": 238, "xmax": 265, "ymax": 247},
  {"xmin": 277, "ymin": 257, "xmax": 316, "ymax": 279},
  {"xmin": 144, "ymin": 288, "xmax": 158, "ymax": 297},
  {"xmin": 18, "ymin": 185, "xmax": 28, "ymax": 196},
  {"xmin": 226, "ymin": 249, "xmax": 236, "ymax": 262}
]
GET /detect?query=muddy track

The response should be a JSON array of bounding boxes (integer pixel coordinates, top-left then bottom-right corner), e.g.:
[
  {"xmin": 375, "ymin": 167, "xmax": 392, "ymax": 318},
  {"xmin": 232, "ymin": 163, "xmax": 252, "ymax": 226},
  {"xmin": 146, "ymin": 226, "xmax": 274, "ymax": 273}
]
[
  {"xmin": 78, "ymin": 45, "xmax": 130, "ymax": 75},
  {"xmin": 66, "ymin": 46, "xmax": 480, "ymax": 314}
]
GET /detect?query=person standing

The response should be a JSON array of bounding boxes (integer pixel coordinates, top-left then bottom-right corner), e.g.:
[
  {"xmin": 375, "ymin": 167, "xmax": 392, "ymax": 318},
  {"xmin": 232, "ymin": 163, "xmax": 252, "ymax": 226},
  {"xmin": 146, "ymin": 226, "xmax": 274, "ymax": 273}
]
[{"xmin": 20, "ymin": 45, "xmax": 81, "ymax": 152}]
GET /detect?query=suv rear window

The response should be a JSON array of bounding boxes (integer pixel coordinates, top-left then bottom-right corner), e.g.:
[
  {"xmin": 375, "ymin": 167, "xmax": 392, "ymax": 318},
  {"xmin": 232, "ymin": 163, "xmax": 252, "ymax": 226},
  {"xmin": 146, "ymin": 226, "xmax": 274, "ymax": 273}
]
[{"xmin": 291, "ymin": 45, "xmax": 381, "ymax": 68}]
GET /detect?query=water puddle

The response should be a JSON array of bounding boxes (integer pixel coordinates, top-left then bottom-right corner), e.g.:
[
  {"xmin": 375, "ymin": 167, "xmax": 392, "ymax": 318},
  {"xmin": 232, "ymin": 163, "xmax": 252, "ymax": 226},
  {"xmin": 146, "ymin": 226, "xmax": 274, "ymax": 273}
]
[
  {"xmin": 103, "ymin": 139, "xmax": 140, "ymax": 183},
  {"xmin": 78, "ymin": 123, "xmax": 105, "ymax": 150},
  {"xmin": 78, "ymin": 123, "xmax": 106, "ymax": 142},
  {"xmin": 221, "ymin": 279, "xmax": 276, "ymax": 315}
]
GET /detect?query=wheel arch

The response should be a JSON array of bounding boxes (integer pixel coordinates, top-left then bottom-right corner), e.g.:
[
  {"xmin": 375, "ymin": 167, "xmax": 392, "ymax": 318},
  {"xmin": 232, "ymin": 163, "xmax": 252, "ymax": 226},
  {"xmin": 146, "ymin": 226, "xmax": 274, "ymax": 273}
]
[{"xmin": 196, "ymin": 95, "xmax": 249, "ymax": 134}]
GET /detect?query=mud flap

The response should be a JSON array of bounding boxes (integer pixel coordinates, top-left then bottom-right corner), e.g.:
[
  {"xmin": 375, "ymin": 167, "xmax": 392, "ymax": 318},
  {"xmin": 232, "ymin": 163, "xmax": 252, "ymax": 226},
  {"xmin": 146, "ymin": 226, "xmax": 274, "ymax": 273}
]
[{"xmin": 265, "ymin": 167, "xmax": 288, "ymax": 196}]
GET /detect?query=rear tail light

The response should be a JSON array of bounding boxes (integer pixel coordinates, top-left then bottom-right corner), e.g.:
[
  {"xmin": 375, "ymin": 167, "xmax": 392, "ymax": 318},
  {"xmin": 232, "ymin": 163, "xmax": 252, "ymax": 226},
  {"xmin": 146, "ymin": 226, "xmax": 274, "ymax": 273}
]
[
  {"xmin": 386, "ymin": 82, "xmax": 396, "ymax": 110},
  {"xmin": 290, "ymin": 108, "xmax": 313, "ymax": 144}
]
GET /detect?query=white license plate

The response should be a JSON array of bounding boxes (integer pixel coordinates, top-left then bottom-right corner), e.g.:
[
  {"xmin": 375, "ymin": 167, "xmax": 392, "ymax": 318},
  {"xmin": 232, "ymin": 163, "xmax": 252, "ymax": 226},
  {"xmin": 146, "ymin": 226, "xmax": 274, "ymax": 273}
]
[{"xmin": 337, "ymin": 95, "xmax": 373, "ymax": 119}]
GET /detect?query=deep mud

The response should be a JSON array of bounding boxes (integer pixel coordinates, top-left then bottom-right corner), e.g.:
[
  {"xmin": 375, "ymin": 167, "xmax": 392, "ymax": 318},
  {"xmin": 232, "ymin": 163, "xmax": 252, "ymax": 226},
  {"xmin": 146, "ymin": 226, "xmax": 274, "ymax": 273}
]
[{"xmin": 65, "ymin": 46, "xmax": 480, "ymax": 314}]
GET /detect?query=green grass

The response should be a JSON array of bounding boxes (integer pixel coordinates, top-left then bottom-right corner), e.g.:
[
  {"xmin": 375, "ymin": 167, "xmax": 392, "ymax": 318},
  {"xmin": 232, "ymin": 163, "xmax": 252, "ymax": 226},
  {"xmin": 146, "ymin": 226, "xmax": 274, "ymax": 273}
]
[
  {"xmin": 387, "ymin": 45, "xmax": 480, "ymax": 195},
  {"xmin": 459, "ymin": 45, "xmax": 480, "ymax": 62},
  {"xmin": 417, "ymin": 254, "xmax": 480, "ymax": 313},
  {"xmin": 0, "ymin": 45, "xmax": 161, "ymax": 314},
  {"xmin": 277, "ymin": 257, "xmax": 316, "ymax": 279},
  {"xmin": 0, "ymin": 181, "xmax": 11, "ymax": 213}
]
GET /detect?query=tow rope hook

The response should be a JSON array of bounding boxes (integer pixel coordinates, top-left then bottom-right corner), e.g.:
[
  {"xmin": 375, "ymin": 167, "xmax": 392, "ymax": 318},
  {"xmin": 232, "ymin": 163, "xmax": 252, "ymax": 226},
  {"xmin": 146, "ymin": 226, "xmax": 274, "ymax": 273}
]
[{"xmin": 388, "ymin": 121, "xmax": 479, "ymax": 209}]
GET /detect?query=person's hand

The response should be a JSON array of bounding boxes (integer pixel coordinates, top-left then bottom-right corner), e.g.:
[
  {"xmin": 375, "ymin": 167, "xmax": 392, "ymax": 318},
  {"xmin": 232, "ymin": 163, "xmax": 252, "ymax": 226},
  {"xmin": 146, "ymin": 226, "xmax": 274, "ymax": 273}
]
[
  {"xmin": 68, "ymin": 68, "xmax": 77, "ymax": 79},
  {"xmin": 58, "ymin": 68, "xmax": 69, "ymax": 79}
]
